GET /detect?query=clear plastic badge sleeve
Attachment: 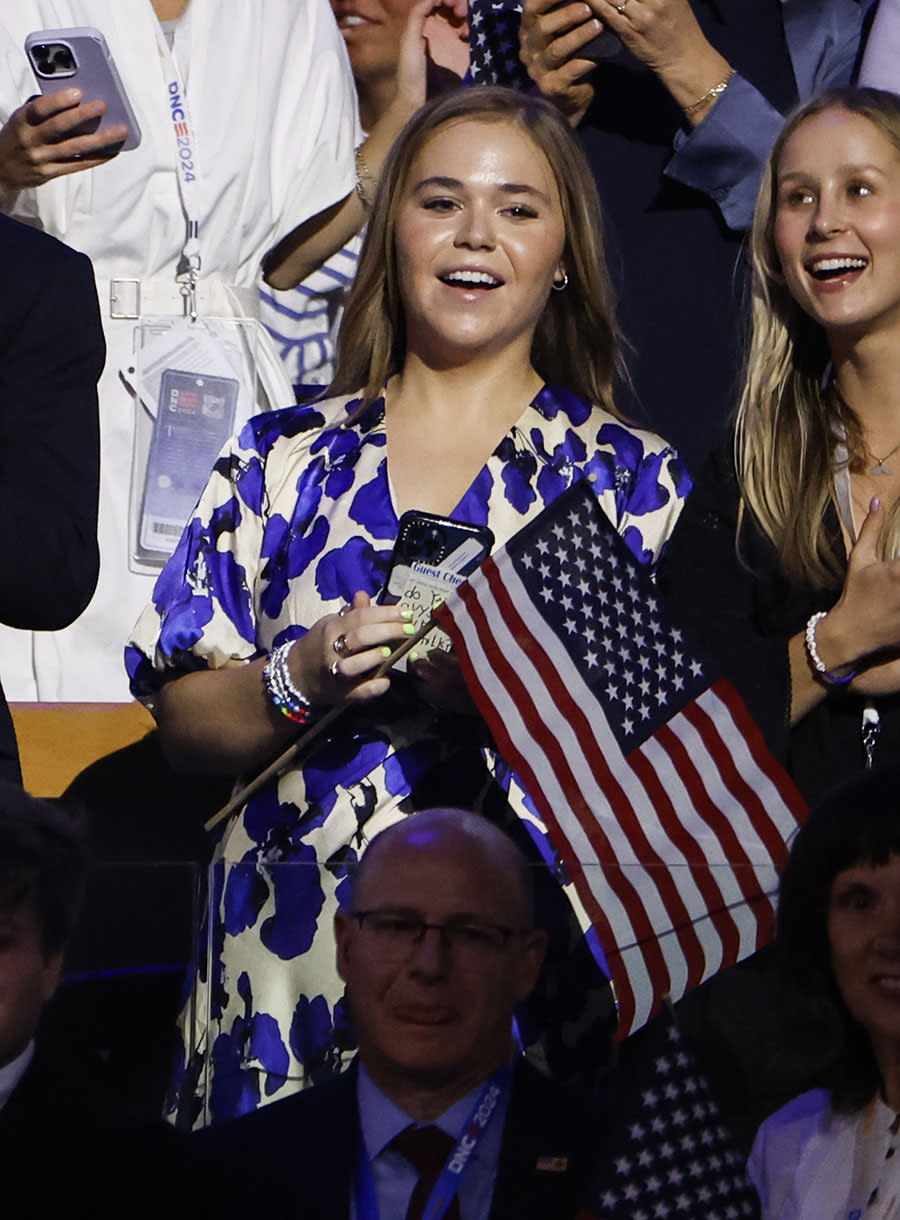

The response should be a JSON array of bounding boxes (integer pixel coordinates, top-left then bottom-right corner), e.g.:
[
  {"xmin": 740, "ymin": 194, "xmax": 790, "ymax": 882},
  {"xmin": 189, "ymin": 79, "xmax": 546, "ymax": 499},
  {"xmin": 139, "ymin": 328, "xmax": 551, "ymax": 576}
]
[{"xmin": 129, "ymin": 316, "xmax": 259, "ymax": 572}]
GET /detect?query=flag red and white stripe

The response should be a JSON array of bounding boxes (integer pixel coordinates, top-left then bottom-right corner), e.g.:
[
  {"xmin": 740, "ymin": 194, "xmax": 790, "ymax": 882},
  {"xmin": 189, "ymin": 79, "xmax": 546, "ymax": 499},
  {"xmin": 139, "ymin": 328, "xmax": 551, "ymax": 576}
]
[{"xmin": 434, "ymin": 480, "xmax": 806, "ymax": 1037}]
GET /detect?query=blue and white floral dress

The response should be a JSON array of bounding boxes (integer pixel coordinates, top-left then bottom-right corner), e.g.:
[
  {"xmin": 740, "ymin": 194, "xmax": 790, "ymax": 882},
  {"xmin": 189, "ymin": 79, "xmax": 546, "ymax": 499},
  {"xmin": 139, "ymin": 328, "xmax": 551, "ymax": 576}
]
[{"xmin": 127, "ymin": 383, "xmax": 689, "ymax": 1127}]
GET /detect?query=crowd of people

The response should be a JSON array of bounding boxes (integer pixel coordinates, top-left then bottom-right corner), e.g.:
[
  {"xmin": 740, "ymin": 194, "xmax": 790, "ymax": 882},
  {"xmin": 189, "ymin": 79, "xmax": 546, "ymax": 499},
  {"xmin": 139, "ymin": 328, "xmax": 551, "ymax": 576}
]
[{"xmin": 2, "ymin": 0, "xmax": 900, "ymax": 1217}]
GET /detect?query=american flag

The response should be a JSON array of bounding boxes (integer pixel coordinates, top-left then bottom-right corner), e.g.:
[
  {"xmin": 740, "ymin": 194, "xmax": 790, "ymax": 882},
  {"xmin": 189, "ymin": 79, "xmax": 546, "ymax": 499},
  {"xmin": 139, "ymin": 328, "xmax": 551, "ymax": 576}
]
[
  {"xmin": 466, "ymin": 0, "xmax": 533, "ymax": 90},
  {"xmin": 432, "ymin": 478, "xmax": 806, "ymax": 1038},
  {"xmin": 583, "ymin": 1008, "xmax": 760, "ymax": 1219}
]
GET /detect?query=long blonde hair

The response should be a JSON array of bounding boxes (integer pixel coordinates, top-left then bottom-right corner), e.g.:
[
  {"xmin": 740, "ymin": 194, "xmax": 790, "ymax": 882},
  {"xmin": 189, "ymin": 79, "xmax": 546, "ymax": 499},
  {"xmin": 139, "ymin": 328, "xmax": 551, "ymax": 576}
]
[
  {"xmin": 329, "ymin": 87, "xmax": 623, "ymax": 416},
  {"xmin": 737, "ymin": 87, "xmax": 900, "ymax": 589}
]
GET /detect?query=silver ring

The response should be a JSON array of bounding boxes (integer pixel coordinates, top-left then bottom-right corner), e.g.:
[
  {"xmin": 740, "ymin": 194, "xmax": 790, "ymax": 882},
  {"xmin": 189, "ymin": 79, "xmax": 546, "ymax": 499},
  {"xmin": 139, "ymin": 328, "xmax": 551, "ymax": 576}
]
[
  {"xmin": 338, "ymin": 604, "xmax": 351, "ymax": 617},
  {"xmin": 615, "ymin": 1, "xmax": 628, "ymax": 12},
  {"xmin": 333, "ymin": 633, "xmax": 351, "ymax": 658},
  {"xmin": 329, "ymin": 659, "xmax": 341, "ymax": 678}
]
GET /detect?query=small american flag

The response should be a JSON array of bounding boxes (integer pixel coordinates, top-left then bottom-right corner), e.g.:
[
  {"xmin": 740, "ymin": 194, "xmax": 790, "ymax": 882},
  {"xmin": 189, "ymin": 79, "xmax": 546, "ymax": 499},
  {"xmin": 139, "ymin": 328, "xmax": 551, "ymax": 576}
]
[
  {"xmin": 433, "ymin": 478, "xmax": 806, "ymax": 1037},
  {"xmin": 466, "ymin": 0, "xmax": 533, "ymax": 90},
  {"xmin": 585, "ymin": 1009, "xmax": 761, "ymax": 1219}
]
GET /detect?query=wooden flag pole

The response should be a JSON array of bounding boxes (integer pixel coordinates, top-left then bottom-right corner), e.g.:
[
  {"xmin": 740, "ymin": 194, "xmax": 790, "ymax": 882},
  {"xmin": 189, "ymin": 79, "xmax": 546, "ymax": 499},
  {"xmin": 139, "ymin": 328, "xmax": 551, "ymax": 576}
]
[{"xmin": 204, "ymin": 616, "xmax": 436, "ymax": 832}]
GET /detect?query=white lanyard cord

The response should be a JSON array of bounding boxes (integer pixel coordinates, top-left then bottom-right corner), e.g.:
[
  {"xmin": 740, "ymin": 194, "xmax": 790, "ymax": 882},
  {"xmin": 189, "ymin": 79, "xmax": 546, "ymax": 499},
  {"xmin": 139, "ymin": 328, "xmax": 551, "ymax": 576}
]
[{"xmin": 154, "ymin": 20, "xmax": 203, "ymax": 318}]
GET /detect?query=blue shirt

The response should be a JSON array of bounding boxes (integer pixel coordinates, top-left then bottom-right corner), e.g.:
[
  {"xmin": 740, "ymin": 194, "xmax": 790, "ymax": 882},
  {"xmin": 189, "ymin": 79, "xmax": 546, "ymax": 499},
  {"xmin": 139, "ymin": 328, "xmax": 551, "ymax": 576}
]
[{"xmin": 355, "ymin": 1063, "xmax": 510, "ymax": 1220}]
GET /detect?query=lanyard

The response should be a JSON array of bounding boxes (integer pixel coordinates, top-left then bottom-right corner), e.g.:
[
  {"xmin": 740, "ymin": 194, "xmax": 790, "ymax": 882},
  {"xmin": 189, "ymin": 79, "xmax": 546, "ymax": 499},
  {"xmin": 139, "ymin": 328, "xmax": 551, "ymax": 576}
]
[
  {"xmin": 354, "ymin": 1065, "xmax": 512, "ymax": 1220},
  {"xmin": 153, "ymin": 18, "xmax": 203, "ymax": 318}
]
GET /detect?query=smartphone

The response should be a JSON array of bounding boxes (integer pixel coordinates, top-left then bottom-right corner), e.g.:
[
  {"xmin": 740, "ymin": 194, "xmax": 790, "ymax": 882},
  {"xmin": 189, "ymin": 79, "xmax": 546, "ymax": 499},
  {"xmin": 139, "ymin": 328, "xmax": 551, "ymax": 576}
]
[
  {"xmin": 139, "ymin": 369, "xmax": 239, "ymax": 560},
  {"xmin": 25, "ymin": 27, "xmax": 141, "ymax": 150},
  {"xmin": 381, "ymin": 512, "xmax": 495, "ymax": 671},
  {"xmin": 579, "ymin": 26, "xmax": 621, "ymax": 61}
]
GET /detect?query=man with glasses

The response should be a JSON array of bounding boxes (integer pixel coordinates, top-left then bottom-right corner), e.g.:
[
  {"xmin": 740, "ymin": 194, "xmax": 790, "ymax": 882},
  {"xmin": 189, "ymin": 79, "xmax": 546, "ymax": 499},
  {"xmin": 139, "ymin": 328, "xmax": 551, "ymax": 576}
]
[{"xmin": 194, "ymin": 807, "xmax": 603, "ymax": 1219}]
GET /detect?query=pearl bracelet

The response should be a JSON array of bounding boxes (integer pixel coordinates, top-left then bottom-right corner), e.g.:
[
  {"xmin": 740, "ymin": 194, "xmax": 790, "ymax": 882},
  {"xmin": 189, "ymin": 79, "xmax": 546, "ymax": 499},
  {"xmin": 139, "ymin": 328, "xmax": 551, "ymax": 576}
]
[
  {"xmin": 263, "ymin": 640, "xmax": 315, "ymax": 725},
  {"xmin": 804, "ymin": 611, "xmax": 857, "ymax": 686}
]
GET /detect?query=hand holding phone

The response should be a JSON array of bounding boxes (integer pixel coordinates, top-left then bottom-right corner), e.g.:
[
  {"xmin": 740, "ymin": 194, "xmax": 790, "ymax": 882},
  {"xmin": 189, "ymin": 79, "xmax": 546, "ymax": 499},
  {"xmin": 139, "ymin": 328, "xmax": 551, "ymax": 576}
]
[
  {"xmin": 519, "ymin": 0, "xmax": 607, "ymax": 125},
  {"xmin": 0, "ymin": 88, "xmax": 130, "ymax": 192},
  {"xmin": 3, "ymin": 25, "xmax": 141, "ymax": 188},
  {"xmin": 26, "ymin": 28, "xmax": 140, "ymax": 149}
]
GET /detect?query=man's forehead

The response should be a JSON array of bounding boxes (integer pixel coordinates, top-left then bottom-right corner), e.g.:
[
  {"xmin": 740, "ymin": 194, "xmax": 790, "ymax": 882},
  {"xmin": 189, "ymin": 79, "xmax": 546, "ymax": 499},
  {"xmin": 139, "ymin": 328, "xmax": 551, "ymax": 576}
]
[{"xmin": 356, "ymin": 832, "xmax": 520, "ymax": 911}]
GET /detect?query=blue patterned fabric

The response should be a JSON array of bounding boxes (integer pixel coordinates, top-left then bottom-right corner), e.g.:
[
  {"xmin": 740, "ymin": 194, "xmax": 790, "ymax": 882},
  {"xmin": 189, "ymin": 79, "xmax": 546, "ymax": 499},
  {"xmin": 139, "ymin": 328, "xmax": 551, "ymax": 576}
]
[{"xmin": 128, "ymin": 383, "xmax": 689, "ymax": 1127}]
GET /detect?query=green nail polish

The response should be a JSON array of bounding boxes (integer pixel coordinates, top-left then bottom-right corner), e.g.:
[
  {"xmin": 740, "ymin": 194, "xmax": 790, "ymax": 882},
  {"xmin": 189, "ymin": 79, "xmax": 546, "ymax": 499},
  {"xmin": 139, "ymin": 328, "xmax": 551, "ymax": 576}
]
[
  {"xmin": 409, "ymin": 651, "xmax": 420, "ymax": 662},
  {"xmin": 381, "ymin": 646, "xmax": 392, "ymax": 658},
  {"xmin": 401, "ymin": 609, "xmax": 413, "ymax": 620},
  {"xmin": 404, "ymin": 623, "xmax": 416, "ymax": 635}
]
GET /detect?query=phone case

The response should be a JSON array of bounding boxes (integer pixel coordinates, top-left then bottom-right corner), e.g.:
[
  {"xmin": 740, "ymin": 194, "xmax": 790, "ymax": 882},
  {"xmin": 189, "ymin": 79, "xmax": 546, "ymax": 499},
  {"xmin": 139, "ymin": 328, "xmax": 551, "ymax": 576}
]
[
  {"xmin": 381, "ymin": 513, "xmax": 494, "ymax": 671},
  {"xmin": 25, "ymin": 27, "xmax": 141, "ymax": 150},
  {"xmin": 382, "ymin": 512, "xmax": 495, "ymax": 603}
]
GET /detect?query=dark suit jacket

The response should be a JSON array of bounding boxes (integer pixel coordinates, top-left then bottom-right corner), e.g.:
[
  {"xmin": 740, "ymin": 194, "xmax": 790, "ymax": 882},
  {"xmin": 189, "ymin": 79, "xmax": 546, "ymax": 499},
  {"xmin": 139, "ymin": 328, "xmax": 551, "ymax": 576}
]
[
  {"xmin": 194, "ymin": 1059, "xmax": 606, "ymax": 1219},
  {"xmin": 0, "ymin": 214, "xmax": 103, "ymax": 780},
  {"xmin": 0, "ymin": 1042, "xmax": 200, "ymax": 1219}
]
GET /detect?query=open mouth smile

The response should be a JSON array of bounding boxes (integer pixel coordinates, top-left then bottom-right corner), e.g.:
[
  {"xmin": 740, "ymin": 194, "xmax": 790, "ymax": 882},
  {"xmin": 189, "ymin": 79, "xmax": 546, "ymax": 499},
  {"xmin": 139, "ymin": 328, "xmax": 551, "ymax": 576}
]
[
  {"xmin": 337, "ymin": 13, "xmax": 375, "ymax": 28},
  {"xmin": 438, "ymin": 269, "xmax": 503, "ymax": 289},
  {"xmin": 806, "ymin": 255, "xmax": 869, "ymax": 281}
]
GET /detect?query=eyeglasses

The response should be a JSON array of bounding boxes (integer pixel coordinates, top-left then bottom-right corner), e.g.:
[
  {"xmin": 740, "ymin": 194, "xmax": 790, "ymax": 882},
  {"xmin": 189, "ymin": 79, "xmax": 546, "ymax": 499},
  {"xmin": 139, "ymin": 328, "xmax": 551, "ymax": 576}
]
[{"xmin": 349, "ymin": 910, "xmax": 530, "ymax": 966}]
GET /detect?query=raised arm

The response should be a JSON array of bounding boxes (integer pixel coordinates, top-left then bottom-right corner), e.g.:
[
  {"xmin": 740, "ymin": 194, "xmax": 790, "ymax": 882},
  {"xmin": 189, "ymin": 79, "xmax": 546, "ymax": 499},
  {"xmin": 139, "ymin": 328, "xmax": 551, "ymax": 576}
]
[
  {"xmin": 520, "ymin": 0, "xmax": 866, "ymax": 231},
  {"xmin": 0, "ymin": 90, "xmax": 128, "ymax": 210},
  {"xmin": 263, "ymin": 0, "xmax": 467, "ymax": 290}
]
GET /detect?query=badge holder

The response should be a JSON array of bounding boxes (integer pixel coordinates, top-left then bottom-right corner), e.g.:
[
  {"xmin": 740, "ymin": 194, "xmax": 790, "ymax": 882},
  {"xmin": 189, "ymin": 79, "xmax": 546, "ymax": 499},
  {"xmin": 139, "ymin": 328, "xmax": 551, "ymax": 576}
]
[
  {"xmin": 124, "ymin": 28, "xmax": 270, "ymax": 573},
  {"xmin": 129, "ymin": 312, "xmax": 259, "ymax": 572}
]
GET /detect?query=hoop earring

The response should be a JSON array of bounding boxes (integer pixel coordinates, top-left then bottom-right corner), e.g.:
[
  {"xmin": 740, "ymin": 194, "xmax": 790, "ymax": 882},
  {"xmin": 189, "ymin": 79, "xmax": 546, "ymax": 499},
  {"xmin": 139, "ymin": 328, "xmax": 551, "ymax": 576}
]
[{"xmin": 552, "ymin": 273, "xmax": 568, "ymax": 292}]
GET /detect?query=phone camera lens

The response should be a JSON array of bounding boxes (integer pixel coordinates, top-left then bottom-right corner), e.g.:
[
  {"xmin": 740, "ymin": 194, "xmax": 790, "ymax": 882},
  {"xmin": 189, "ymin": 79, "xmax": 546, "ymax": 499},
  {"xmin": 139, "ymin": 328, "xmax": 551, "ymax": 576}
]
[
  {"xmin": 421, "ymin": 527, "xmax": 445, "ymax": 563},
  {"xmin": 34, "ymin": 44, "xmax": 75, "ymax": 76}
]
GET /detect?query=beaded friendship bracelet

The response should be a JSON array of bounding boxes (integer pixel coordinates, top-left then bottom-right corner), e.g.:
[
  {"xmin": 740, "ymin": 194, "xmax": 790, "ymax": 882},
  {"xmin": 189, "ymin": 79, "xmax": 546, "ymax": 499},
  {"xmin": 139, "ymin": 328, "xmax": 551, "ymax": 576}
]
[
  {"xmin": 263, "ymin": 640, "xmax": 316, "ymax": 725},
  {"xmin": 804, "ymin": 611, "xmax": 857, "ymax": 687}
]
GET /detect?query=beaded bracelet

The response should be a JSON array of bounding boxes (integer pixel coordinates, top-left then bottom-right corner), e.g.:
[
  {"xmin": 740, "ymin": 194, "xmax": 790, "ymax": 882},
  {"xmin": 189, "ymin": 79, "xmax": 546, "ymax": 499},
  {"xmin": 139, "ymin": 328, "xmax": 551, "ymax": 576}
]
[
  {"xmin": 263, "ymin": 641, "xmax": 316, "ymax": 725},
  {"xmin": 804, "ymin": 611, "xmax": 857, "ymax": 686}
]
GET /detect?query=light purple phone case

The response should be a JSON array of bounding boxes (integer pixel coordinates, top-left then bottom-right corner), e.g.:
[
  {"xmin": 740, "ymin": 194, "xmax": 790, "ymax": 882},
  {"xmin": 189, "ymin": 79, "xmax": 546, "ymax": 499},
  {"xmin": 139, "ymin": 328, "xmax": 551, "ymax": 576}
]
[{"xmin": 25, "ymin": 26, "xmax": 141, "ymax": 150}]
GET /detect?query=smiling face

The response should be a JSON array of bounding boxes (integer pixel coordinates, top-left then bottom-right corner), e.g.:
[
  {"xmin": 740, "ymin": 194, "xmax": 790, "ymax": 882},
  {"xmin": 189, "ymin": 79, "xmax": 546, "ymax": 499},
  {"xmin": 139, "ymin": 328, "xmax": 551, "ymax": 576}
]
[
  {"xmin": 828, "ymin": 854, "xmax": 900, "ymax": 1074},
  {"xmin": 772, "ymin": 107, "xmax": 900, "ymax": 344},
  {"xmin": 392, "ymin": 117, "xmax": 566, "ymax": 371},
  {"xmin": 335, "ymin": 816, "xmax": 545, "ymax": 1106},
  {"xmin": 331, "ymin": 0, "xmax": 415, "ymax": 83}
]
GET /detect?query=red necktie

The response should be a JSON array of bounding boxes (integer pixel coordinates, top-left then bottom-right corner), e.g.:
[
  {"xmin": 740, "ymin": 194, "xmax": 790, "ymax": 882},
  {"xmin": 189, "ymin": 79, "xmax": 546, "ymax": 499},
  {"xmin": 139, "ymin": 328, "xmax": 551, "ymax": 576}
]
[{"xmin": 391, "ymin": 1124, "xmax": 462, "ymax": 1220}]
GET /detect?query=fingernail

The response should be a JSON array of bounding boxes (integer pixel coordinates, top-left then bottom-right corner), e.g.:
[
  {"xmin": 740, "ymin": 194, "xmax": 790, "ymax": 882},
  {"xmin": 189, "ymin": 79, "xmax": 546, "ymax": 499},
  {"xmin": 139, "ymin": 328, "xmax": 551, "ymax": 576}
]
[
  {"xmin": 872, "ymin": 496, "xmax": 881, "ymax": 511},
  {"xmin": 401, "ymin": 609, "xmax": 413, "ymax": 620},
  {"xmin": 67, "ymin": 87, "xmax": 83, "ymax": 102},
  {"xmin": 404, "ymin": 623, "xmax": 416, "ymax": 635},
  {"xmin": 381, "ymin": 646, "xmax": 392, "ymax": 658},
  {"xmin": 409, "ymin": 651, "xmax": 420, "ymax": 662}
]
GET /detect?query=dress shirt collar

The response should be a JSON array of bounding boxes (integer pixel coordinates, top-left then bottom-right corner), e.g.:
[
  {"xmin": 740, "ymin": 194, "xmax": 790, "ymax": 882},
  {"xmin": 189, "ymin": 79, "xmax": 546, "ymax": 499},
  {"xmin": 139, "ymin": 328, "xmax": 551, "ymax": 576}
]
[
  {"xmin": 0, "ymin": 1040, "xmax": 34, "ymax": 1112},
  {"xmin": 357, "ymin": 1061, "xmax": 486, "ymax": 1159}
]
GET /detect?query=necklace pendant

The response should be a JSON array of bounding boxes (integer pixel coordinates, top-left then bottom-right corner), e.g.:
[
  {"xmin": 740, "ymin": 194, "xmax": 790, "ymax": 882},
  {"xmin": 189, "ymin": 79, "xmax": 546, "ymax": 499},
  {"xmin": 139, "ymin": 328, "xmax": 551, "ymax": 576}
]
[{"xmin": 870, "ymin": 459, "xmax": 893, "ymax": 476}]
